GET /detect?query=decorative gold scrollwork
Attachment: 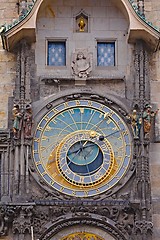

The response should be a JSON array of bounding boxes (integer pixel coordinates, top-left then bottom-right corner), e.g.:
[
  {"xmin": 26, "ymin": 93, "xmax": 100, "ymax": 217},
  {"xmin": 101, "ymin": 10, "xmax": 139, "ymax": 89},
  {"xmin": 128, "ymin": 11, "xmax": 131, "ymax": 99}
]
[{"xmin": 61, "ymin": 232, "xmax": 104, "ymax": 240}]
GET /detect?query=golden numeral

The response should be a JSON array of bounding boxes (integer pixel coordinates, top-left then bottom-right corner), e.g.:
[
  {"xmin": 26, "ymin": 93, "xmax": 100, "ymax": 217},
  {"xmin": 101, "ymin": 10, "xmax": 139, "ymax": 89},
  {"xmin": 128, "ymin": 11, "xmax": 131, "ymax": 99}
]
[
  {"xmin": 52, "ymin": 172, "xmax": 57, "ymax": 178},
  {"xmin": 99, "ymin": 113, "xmax": 103, "ymax": 118},
  {"xmin": 104, "ymin": 112, "xmax": 109, "ymax": 119},
  {"xmin": 122, "ymin": 130, "xmax": 128, "ymax": 136},
  {"xmin": 64, "ymin": 102, "xmax": 69, "ymax": 108},
  {"xmin": 41, "ymin": 172, "xmax": 46, "ymax": 177},
  {"xmin": 113, "ymin": 165, "xmax": 118, "ymax": 171},
  {"xmin": 65, "ymin": 169, "xmax": 71, "ymax": 175},
  {"xmin": 47, "ymin": 164, "xmax": 51, "ymax": 170},
  {"xmin": 44, "ymin": 116, "xmax": 50, "ymax": 121},
  {"xmin": 80, "ymin": 176, "xmax": 84, "ymax": 183},
  {"xmin": 80, "ymin": 108, "xmax": 84, "ymax": 114},
  {"xmin": 72, "ymin": 191, "xmax": 76, "ymax": 196},
  {"xmin": 99, "ymin": 104, "xmax": 104, "ymax": 110},
  {"xmin": 33, "ymin": 150, "xmax": 38, "ymax": 154},
  {"xmin": 69, "ymin": 109, "xmax": 74, "ymax": 114},
  {"xmin": 52, "ymin": 119, "xmax": 57, "ymax": 124},
  {"xmin": 45, "ymin": 125, "xmax": 52, "ymax": 131},
  {"xmin": 107, "ymin": 119, "xmax": 112, "ymax": 124},
  {"xmin": 42, "ymin": 136, "xmax": 48, "ymax": 141},
  {"xmin": 37, "ymin": 126, "xmax": 43, "ymax": 131},
  {"xmin": 88, "ymin": 101, "xmax": 92, "ymax": 106},
  {"xmin": 50, "ymin": 180, "xmax": 54, "ymax": 186},
  {"xmin": 34, "ymin": 138, "xmax": 40, "ymax": 142},
  {"xmin": 118, "ymin": 146, "xmax": 124, "ymax": 151},
  {"xmin": 76, "ymin": 100, "xmax": 80, "ymax": 106},
  {"xmin": 84, "ymin": 191, "xmax": 88, "ymax": 197},
  {"xmin": 117, "ymin": 157, "xmax": 123, "ymax": 161},
  {"xmin": 60, "ymin": 187, "xmax": 64, "ymax": 192},
  {"xmin": 40, "ymin": 146, "xmax": 46, "ymax": 152},
  {"xmin": 95, "ymin": 173, "xmax": 102, "ymax": 179},
  {"xmin": 52, "ymin": 108, "xmax": 59, "ymax": 114},
  {"xmin": 35, "ymin": 161, "xmax": 41, "ymax": 165}
]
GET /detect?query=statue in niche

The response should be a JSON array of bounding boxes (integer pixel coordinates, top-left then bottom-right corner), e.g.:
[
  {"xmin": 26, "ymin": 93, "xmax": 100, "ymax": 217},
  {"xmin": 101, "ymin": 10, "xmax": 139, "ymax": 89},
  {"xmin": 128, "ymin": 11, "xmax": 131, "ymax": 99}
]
[
  {"xmin": 72, "ymin": 50, "xmax": 92, "ymax": 79},
  {"xmin": 78, "ymin": 16, "xmax": 86, "ymax": 32},
  {"xmin": 128, "ymin": 109, "xmax": 142, "ymax": 139},
  {"xmin": 143, "ymin": 104, "xmax": 159, "ymax": 138},
  {"xmin": 24, "ymin": 104, "xmax": 33, "ymax": 139},
  {"xmin": 12, "ymin": 105, "xmax": 23, "ymax": 139}
]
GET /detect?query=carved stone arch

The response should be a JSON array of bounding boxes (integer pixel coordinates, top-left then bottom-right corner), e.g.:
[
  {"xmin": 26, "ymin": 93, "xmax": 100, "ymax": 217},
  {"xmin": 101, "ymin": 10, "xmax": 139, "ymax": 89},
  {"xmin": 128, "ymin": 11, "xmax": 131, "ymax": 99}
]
[{"xmin": 38, "ymin": 214, "xmax": 128, "ymax": 240}]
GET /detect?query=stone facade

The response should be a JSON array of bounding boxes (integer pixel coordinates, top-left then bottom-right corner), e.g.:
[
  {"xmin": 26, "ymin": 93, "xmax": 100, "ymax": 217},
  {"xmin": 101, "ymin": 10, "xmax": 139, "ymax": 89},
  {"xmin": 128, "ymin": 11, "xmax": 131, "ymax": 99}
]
[{"xmin": 0, "ymin": 0, "xmax": 160, "ymax": 240}]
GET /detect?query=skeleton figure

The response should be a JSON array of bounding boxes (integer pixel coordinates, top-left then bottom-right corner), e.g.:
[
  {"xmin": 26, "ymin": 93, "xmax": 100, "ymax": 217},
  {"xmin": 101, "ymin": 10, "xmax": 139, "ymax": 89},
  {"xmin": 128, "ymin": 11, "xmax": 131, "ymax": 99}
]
[{"xmin": 23, "ymin": 104, "xmax": 33, "ymax": 139}]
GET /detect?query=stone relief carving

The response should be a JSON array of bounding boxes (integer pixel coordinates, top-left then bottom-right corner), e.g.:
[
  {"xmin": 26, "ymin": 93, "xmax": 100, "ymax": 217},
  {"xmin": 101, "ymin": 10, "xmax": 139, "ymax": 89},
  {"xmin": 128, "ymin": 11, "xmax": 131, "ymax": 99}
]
[
  {"xmin": 0, "ymin": 203, "xmax": 152, "ymax": 240},
  {"xmin": 71, "ymin": 50, "xmax": 92, "ymax": 79}
]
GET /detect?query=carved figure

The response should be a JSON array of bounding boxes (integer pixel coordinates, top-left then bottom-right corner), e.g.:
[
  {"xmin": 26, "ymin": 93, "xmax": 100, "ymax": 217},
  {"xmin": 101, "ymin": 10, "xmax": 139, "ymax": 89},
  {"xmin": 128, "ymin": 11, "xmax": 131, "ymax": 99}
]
[
  {"xmin": 129, "ymin": 109, "xmax": 142, "ymax": 138},
  {"xmin": 143, "ymin": 104, "xmax": 159, "ymax": 137},
  {"xmin": 78, "ymin": 17, "xmax": 86, "ymax": 32},
  {"xmin": 24, "ymin": 105, "xmax": 33, "ymax": 139},
  {"xmin": 72, "ymin": 51, "xmax": 92, "ymax": 78},
  {"xmin": 12, "ymin": 105, "xmax": 23, "ymax": 139}
]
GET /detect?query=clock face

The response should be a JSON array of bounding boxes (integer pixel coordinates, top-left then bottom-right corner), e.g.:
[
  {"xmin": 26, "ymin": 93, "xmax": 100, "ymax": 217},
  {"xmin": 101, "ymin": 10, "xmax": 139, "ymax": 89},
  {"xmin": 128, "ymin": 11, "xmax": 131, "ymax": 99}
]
[{"xmin": 33, "ymin": 100, "xmax": 132, "ymax": 197}]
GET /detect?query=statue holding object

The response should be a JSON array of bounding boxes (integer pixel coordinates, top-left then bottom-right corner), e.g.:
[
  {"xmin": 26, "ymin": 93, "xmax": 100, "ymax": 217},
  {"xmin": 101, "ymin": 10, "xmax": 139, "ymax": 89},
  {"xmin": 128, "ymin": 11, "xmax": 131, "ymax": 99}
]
[
  {"xmin": 72, "ymin": 50, "xmax": 92, "ymax": 79},
  {"xmin": 143, "ymin": 104, "xmax": 159, "ymax": 138},
  {"xmin": 12, "ymin": 104, "xmax": 33, "ymax": 140},
  {"xmin": 12, "ymin": 105, "xmax": 23, "ymax": 139},
  {"xmin": 23, "ymin": 104, "xmax": 33, "ymax": 139}
]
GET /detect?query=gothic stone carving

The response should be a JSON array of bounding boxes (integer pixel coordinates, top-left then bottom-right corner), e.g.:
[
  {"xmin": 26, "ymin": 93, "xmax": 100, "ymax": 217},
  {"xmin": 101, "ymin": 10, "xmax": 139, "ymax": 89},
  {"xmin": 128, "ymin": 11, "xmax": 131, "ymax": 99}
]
[{"xmin": 71, "ymin": 50, "xmax": 92, "ymax": 79}]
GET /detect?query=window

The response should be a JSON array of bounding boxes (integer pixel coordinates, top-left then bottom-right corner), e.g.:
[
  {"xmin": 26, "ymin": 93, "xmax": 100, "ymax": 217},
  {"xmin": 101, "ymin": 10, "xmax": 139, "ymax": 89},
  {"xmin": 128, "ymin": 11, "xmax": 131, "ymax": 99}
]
[
  {"xmin": 97, "ymin": 42, "xmax": 115, "ymax": 67},
  {"xmin": 47, "ymin": 41, "xmax": 66, "ymax": 66}
]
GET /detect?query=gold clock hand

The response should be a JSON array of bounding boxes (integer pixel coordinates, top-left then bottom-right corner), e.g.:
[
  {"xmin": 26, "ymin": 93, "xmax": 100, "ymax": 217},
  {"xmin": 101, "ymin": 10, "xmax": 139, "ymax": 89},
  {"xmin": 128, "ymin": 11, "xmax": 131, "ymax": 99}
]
[{"xmin": 99, "ymin": 130, "xmax": 120, "ymax": 141}]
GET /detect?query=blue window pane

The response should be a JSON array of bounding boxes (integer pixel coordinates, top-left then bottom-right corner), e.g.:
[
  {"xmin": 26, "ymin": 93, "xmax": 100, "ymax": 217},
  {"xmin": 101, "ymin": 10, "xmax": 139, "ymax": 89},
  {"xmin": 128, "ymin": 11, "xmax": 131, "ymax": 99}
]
[
  {"xmin": 48, "ymin": 42, "xmax": 66, "ymax": 66},
  {"xmin": 97, "ymin": 42, "xmax": 115, "ymax": 66}
]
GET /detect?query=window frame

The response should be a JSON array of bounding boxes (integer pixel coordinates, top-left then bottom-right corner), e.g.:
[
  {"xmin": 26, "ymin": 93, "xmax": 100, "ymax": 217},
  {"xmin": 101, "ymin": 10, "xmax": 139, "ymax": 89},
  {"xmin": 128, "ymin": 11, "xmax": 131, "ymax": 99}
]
[
  {"xmin": 96, "ymin": 39, "xmax": 117, "ymax": 68},
  {"xmin": 46, "ymin": 38, "xmax": 67, "ymax": 67}
]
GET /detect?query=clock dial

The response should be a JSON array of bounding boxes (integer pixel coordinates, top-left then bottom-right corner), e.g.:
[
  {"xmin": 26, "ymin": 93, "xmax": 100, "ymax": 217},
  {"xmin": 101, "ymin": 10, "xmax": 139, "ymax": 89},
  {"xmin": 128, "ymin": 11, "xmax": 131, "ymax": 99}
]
[{"xmin": 33, "ymin": 100, "xmax": 132, "ymax": 197}]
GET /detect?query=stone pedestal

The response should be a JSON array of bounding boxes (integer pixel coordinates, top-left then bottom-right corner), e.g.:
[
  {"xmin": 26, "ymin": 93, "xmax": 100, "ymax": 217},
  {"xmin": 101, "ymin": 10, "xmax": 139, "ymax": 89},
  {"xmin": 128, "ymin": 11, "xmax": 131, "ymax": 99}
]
[{"xmin": 75, "ymin": 76, "xmax": 87, "ymax": 86}]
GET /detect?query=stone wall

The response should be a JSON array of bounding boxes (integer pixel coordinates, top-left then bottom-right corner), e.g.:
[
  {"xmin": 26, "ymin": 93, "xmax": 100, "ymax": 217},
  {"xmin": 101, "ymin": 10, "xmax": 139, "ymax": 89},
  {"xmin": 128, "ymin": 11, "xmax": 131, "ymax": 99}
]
[
  {"xmin": 0, "ymin": 0, "xmax": 160, "ymax": 240},
  {"xmin": 0, "ymin": 0, "xmax": 17, "ymax": 129},
  {"xmin": 147, "ymin": 0, "xmax": 160, "ymax": 239}
]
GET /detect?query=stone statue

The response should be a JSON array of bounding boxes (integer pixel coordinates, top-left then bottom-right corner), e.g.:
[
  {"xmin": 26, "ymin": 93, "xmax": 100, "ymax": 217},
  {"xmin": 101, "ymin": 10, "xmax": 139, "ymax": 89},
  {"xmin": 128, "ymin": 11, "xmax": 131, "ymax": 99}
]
[
  {"xmin": 24, "ymin": 104, "xmax": 33, "ymax": 139},
  {"xmin": 12, "ymin": 105, "xmax": 23, "ymax": 139},
  {"xmin": 72, "ymin": 50, "xmax": 92, "ymax": 79},
  {"xmin": 129, "ymin": 109, "xmax": 142, "ymax": 138},
  {"xmin": 143, "ymin": 104, "xmax": 159, "ymax": 137},
  {"xmin": 78, "ymin": 17, "xmax": 86, "ymax": 32}
]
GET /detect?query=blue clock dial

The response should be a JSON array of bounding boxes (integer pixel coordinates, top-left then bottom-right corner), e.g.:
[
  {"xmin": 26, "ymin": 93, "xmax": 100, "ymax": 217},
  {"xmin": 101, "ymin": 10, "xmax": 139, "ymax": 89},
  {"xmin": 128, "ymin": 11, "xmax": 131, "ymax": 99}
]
[{"xmin": 33, "ymin": 100, "xmax": 132, "ymax": 197}]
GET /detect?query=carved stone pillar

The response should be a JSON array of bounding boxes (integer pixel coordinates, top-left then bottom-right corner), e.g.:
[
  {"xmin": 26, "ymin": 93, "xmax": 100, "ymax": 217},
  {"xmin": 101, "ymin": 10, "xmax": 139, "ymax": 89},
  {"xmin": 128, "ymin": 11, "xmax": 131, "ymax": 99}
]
[
  {"xmin": 12, "ymin": 40, "xmax": 33, "ymax": 199},
  {"xmin": 133, "ymin": 40, "xmax": 153, "ymax": 239}
]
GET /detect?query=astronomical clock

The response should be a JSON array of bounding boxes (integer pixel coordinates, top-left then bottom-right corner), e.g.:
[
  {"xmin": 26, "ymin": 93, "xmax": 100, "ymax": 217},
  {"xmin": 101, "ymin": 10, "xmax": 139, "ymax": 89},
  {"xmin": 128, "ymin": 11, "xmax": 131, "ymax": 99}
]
[{"xmin": 33, "ymin": 97, "xmax": 132, "ymax": 198}]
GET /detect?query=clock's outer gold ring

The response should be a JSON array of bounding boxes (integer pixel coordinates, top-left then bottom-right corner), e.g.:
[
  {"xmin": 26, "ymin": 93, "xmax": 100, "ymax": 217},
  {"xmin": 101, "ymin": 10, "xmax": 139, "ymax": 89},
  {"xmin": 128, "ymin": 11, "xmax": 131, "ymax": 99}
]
[{"xmin": 56, "ymin": 130, "xmax": 115, "ymax": 187}]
